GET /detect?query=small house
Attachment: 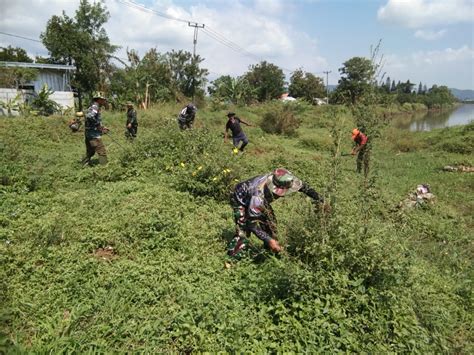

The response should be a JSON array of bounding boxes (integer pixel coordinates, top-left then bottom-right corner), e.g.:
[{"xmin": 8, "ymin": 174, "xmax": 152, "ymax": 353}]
[{"xmin": 0, "ymin": 61, "xmax": 76, "ymax": 110}]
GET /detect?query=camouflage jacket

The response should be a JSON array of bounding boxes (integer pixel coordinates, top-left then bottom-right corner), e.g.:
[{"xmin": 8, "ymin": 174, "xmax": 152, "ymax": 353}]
[
  {"xmin": 85, "ymin": 102, "xmax": 103, "ymax": 139},
  {"xmin": 233, "ymin": 174, "xmax": 322, "ymax": 220},
  {"xmin": 126, "ymin": 108, "xmax": 138, "ymax": 127},
  {"xmin": 178, "ymin": 106, "xmax": 196, "ymax": 123}
]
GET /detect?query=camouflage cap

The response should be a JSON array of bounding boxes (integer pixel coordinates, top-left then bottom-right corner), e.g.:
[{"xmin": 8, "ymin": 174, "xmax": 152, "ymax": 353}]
[
  {"xmin": 126, "ymin": 101, "xmax": 133, "ymax": 106},
  {"xmin": 267, "ymin": 168, "xmax": 303, "ymax": 197},
  {"xmin": 93, "ymin": 92, "xmax": 106, "ymax": 100}
]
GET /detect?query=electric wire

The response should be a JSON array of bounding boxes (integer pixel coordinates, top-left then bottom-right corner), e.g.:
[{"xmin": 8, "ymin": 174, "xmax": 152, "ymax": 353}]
[
  {"xmin": 0, "ymin": 31, "xmax": 42, "ymax": 43},
  {"xmin": 115, "ymin": 0, "xmax": 191, "ymax": 24}
]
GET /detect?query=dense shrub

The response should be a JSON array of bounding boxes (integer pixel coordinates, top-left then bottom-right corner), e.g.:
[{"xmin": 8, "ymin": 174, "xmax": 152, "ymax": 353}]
[{"xmin": 260, "ymin": 104, "xmax": 301, "ymax": 136}]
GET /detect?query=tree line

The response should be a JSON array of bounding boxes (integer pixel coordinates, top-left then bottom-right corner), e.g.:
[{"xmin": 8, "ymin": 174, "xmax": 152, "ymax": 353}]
[{"xmin": 0, "ymin": 0, "xmax": 456, "ymax": 111}]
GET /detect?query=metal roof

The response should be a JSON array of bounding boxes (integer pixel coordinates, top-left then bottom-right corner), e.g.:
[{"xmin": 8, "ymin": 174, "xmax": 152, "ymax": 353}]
[{"xmin": 0, "ymin": 61, "xmax": 76, "ymax": 71}]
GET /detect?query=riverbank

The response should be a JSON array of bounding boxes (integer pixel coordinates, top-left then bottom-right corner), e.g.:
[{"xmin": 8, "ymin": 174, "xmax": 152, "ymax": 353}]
[{"xmin": 1, "ymin": 104, "xmax": 472, "ymax": 352}]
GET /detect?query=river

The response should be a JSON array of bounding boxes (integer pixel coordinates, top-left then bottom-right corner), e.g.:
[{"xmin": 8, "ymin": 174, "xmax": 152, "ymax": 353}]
[{"xmin": 393, "ymin": 103, "xmax": 474, "ymax": 131}]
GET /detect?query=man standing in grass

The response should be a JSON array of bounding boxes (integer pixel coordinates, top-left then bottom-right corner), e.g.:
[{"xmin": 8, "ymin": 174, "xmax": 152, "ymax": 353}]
[
  {"xmin": 81, "ymin": 93, "xmax": 109, "ymax": 166},
  {"xmin": 125, "ymin": 101, "xmax": 138, "ymax": 140},
  {"xmin": 228, "ymin": 168, "xmax": 324, "ymax": 256},
  {"xmin": 351, "ymin": 128, "xmax": 368, "ymax": 174},
  {"xmin": 224, "ymin": 112, "xmax": 253, "ymax": 153}
]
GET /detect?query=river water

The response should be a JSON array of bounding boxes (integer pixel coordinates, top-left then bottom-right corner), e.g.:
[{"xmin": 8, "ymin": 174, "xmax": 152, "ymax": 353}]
[{"xmin": 393, "ymin": 103, "xmax": 474, "ymax": 131}]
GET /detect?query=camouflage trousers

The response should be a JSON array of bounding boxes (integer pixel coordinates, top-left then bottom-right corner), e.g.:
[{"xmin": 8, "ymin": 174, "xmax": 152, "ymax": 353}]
[
  {"xmin": 82, "ymin": 137, "xmax": 107, "ymax": 165},
  {"xmin": 356, "ymin": 146, "xmax": 369, "ymax": 174},
  {"xmin": 229, "ymin": 194, "xmax": 277, "ymax": 248}
]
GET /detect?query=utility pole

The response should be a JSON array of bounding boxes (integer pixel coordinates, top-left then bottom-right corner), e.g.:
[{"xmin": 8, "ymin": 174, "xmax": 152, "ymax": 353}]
[
  {"xmin": 188, "ymin": 22, "xmax": 205, "ymax": 102},
  {"xmin": 323, "ymin": 70, "xmax": 331, "ymax": 104},
  {"xmin": 188, "ymin": 22, "xmax": 205, "ymax": 57}
]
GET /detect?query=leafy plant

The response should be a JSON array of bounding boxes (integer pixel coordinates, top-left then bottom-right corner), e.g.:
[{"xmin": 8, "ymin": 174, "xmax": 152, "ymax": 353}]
[
  {"xmin": 31, "ymin": 84, "xmax": 61, "ymax": 116},
  {"xmin": 260, "ymin": 103, "xmax": 301, "ymax": 136}
]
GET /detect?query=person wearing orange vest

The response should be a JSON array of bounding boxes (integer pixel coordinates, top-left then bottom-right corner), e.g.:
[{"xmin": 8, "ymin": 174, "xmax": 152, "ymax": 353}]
[{"xmin": 351, "ymin": 128, "xmax": 368, "ymax": 173}]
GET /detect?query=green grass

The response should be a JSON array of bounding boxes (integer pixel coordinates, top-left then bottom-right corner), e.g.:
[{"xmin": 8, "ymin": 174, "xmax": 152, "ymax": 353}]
[{"xmin": 1, "ymin": 103, "xmax": 472, "ymax": 352}]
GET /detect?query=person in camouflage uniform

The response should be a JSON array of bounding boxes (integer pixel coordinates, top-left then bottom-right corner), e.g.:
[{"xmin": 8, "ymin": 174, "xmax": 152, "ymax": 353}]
[
  {"xmin": 125, "ymin": 101, "xmax": 138, "ymax": 139},
  {"xmin": 177, "ymin": 103, "xmax": 197, "ymax": 130},
  {"xmin": 228, "ymin": 168, "xmax": 324, "ymax": 256},
  {"xmin": 81, "ymin": 93, "xmax": 109, "ymax": 166}
]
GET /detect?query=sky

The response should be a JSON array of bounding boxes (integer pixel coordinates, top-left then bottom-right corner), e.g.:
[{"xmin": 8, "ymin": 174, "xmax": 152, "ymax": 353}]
[{"xmin": 0, "ymin": 0, "xmax": 473, "ymax": 90}]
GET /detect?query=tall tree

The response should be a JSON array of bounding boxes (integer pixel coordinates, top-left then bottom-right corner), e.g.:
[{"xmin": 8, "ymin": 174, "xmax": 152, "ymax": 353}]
[
  {"xmin": 244, "ymin": 61, "xmax": 285, "ymax": 102},
  {"xmin": 0, "ymin": 46, "xmax": 33, "ymax": 63},
  {"xmin": 166, "ymin": 50, "xmax": 208, "ymax": 100},
  {"xmin": 41, "ymin": 0, "xmax": 118, "ymax": 108},
  {"xmin": 110, "ymin": 48, "xmax": 173, "ymax": 108},
  {"xmin": 333, "ymin": 57, "xmax": 375, "ymax": 105},
  {"xmin": 391, "ymin": 80, "xmax": 396, "ymax": 92},
  {"xmin": 288, "ymin": 69, "xmax": 326, "ymax": 103},
  {"xmin": 417, "ymin": 82, "xmax": 423, "ymax": 95},
  {"xmin": 384, "ymin": 76, "xmax": 391, "ymax": 93}
]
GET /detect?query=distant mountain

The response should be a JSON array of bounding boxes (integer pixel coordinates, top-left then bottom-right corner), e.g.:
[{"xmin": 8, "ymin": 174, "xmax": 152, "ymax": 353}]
[{"xmin": 450, "ymin": 88, "xmax": 474, "ymax": 101}]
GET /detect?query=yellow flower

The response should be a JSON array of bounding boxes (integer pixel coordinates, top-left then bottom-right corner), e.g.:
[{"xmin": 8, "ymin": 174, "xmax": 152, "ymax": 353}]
[
  {"xmin": 180, "ymin": 162, "xmax": 185, "ymax": 167},
  {"xmin": 192, "ymin": 172, "xmax": 197, "ymax": 176},
  {"xmin": 232, "ymin": 148, "xmax": 239, "ymax": 154},
  {"xmin": 234, "ymin": 179, "xmax": 239, "ymax": 182},
  {"xmin": 197, "ymin": 166, "xmax": 203, "ymax": 171},
  {"xmin": 212, "ymin": 177, "xmax": 218, "ymax": 181}
]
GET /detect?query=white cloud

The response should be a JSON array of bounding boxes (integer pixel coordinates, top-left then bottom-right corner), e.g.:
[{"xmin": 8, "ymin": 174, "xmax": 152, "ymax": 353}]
[
  {"xmin": 254, "ymin": 0, "xmax": 285, "ymax": 15},
  {"xmin": 377, "ymin": 0, "xmax": 473, "ymax": 28},
  {"xmin": 0, "ymin": 0, "xmax": 327, "ymax": 79},
  {"xmin": 383, "ymin": 45, "xmax": 474, "ymax": 89},
  {"xmin": 412, "ymin": 45, "xmax": 474, "ymax": 65},
  {"xmin": 414, "ymin": 29, "xmax": 447, "ymax": 40}
]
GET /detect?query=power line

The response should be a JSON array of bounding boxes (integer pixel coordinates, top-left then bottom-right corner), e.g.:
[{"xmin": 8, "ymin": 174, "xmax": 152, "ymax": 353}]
[
  {"xmin": 114, "ymin": 0, "xmax": 190, "ymax": 24},
  {"xmin": 0, "ymin": 31, "xmax": 42, "ymax": 43}
]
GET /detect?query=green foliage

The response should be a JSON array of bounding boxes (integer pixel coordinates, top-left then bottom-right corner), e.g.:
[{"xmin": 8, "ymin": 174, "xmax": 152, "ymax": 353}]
[
  {"xmin": 207, "ymin": 75, "xmax": 256, "ymax": 105},
  {"xmin": 41, "ymin": 0, "xmax": 118, "ymax": 101},
  {"xmin": 334, "ymin": 57, "xmax": 375, "ymax": 105},
  {"xmin": 0, "ymin": 67, "xmax": 38, "ymax": 89},
  {"xmin": 31, "ymin": 84, "xmax": 61, "ymax": 116},
  {"xmin": 260, "ymin": 103, "xmax": 301, "ymax": 136},
  {"xmin": 166, "ymin": 50, "xmax": 209, "ymax": 100},
  {"xmin": 244, "ymin": 61, "xmax": 285, "ymax": 102},
  {"xmin": 109, "ymin": 48, "xmax": 173, "ymax": 107},
  {"xmin": 0, "ymin": 46, "xmax": 33, "ymax": 63},
  {"xmin": 289, "ymin": 68, "xmax": 326, "ymax": 103},
  {"xmin": 0, "ymin": 103, "xmax": 472, "ymax": 353}
]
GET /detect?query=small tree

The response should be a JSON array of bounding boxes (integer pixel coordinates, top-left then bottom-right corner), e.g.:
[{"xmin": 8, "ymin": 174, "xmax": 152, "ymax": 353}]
[
  {"xmin": 208, "ymin": 75, "xmax": 256, "ymax": 104},
  {"xmin": 333, "ymin": 57, "xmax": 375, "ymax": 105},
  {"xmin": 244, "ymin": 61, "xmax": 285, "ymax": 102},
  {"xmin": 31, "ymin": 84, "xmax": 61, "ymax": 116},
  {"xmin": 289, "ymin": 68, "xmax": 326, "ymax": 103}
]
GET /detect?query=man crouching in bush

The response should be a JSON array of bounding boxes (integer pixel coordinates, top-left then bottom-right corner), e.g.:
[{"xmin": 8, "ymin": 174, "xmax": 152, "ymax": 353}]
[{"xmin": 228, "ymin": 168, "xmax": 324, "ymax": 256}]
